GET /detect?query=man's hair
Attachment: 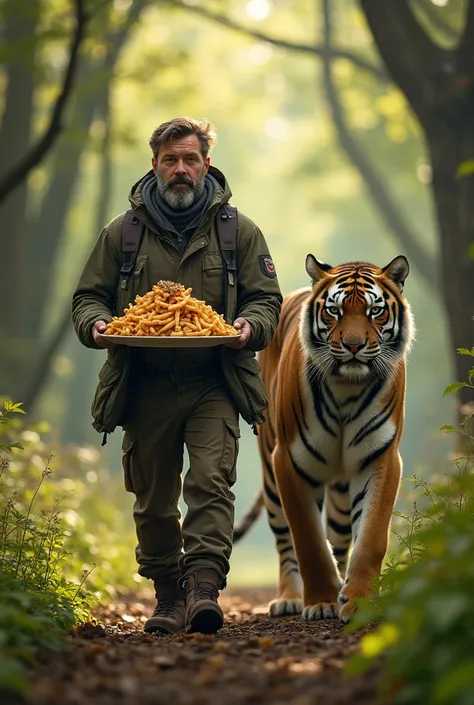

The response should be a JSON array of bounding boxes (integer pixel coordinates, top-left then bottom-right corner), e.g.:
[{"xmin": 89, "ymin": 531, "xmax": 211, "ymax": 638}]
[{"xmin": 149, "ymin": 117, "xmax": 217, "ymax": 159}]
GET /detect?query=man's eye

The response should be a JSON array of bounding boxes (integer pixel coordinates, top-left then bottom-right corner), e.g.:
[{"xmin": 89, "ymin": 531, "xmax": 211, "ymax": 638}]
[{"xmin": 328, "ymin": 306, "xmax": 339, "ymax": 315}]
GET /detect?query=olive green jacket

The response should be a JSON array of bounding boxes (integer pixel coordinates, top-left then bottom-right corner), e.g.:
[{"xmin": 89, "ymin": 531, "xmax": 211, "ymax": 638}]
[{"xmin": 72, "ymin": 166, "xmax": 282, "ymax": 435}]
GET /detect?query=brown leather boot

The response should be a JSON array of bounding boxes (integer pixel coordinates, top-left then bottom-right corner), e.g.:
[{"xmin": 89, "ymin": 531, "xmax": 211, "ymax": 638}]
[
  {"xmin": 184, "ymin": 569, "xmax": 224, "ymax": 634},
  {"xmin": 143, "ymin": 578, "xmax": 186, "ymax": 635}
]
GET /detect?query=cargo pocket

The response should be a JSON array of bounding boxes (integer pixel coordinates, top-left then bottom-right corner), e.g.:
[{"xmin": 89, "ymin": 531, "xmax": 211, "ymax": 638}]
[
  {"xmin": 220, "ymin": 418, "xmax": 240, "ymax": 486},
  {"xmin": 202, "ymin": 251, "xmax": 224, "ymax": 310},
  {"xmin": 232, "ymin": 352, "xmax": 268, "ymax": 425},
  {"xmin": 91, "ymin": 362, "xmax": 121, "ymax": 433},
  {"xmin": 122, "ymin": 434, "xmax": 148, "ymax": 494}
]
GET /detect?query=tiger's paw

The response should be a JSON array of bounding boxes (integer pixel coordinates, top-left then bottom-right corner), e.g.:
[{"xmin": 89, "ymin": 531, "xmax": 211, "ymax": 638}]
[
  {"xmin": 338, "ymin": 580, "xmax": 373, "ymax": 623},
  {"xmin": 268, "ymin": 597, "xmax": 303, "ymax": 617},
  {"xmin": 337, "ymin": 591, "xmax": 354, "ymax": 624},
  {"xmin": 302, "ymin": 602, "xmax": 339, "ymax": 620}
]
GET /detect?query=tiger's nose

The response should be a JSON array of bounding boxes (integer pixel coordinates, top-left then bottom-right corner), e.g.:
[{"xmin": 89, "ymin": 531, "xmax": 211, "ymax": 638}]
[{"xmin": 343, "ymin": 339, "xmax": 366, "ymax": 354}]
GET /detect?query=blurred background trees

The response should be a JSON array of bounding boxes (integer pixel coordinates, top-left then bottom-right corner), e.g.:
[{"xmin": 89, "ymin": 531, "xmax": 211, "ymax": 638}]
[{"xmin": 0, "ymin": 0, "xmax": 472, "ymax": 584}]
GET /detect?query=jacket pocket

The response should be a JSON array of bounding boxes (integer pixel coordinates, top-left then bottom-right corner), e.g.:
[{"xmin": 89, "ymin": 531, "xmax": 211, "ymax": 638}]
[
  {"xmin": 220, "ymin": 418, "xmax": 240, "ymax": 486},
  {"xmin": 122, "ymin": 434, "xmax": 148, "ymax": 494},
  {"xmin": 222, "ymin": 349, "xmax": 268, "ymax": 427},
  {"xmin": 202, "ymin": 251, "xmax": 224, "ymax": 310},
  {"xmin": 91, "ymin": 361, "xmax": 122, "ymax": 433}
]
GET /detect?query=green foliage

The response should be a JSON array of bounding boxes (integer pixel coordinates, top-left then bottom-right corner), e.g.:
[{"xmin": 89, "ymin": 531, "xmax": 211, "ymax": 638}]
[
  {"xmin": 346, "ymin": 348, "xmax": 474, "ymax": 705},
  {"xmin": 456, "ymin": 160, "xmax": 474, "ymax": 180},
  {"xmin": 0, "ymin": 403, "xmax": 139, "ymax": 694},
  {"xmin": 0, "ymin": 401, "xmax": 25, "ymax": 453}
]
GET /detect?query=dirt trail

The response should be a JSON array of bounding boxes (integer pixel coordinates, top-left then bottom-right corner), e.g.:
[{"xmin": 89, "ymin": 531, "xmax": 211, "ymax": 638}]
[{"xmin": 23, "ymin": 589, "xmax": 381, "ymax": 705}]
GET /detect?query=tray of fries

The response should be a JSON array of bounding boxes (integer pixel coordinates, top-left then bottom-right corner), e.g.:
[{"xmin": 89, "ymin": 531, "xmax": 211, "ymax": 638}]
[{"xmin": 101, "ymin": 280, "xmax": 241, "ymax": 348}]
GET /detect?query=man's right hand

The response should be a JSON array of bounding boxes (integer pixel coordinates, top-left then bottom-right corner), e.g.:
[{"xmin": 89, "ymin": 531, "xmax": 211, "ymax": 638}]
[{"xmin": 92, "ymin": 320, "xmax": 114, "ymax": 349}]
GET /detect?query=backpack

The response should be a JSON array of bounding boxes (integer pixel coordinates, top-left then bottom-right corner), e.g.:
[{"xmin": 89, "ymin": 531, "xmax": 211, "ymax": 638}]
[{"xmin": 120, "ymin": 205, "xmax": 238, "ymax": 322}]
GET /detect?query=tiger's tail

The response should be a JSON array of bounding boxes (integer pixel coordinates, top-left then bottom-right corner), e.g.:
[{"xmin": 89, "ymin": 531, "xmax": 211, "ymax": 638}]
[{"xmin": 233, "ymin": 490, "xmax": 265, "ymax": 542}]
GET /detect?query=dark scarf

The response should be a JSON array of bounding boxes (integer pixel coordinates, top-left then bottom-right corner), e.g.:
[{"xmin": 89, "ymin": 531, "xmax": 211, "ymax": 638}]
[{"xmin": 141, "ymin": 171, "xmax": 216, "ymax": 246}]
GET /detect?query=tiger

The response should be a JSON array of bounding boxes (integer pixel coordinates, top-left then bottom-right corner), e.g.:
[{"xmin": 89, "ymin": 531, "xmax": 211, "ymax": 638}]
[{"xmin": 233, "ymin": 254, "xmax": 415, "ymax": 622}]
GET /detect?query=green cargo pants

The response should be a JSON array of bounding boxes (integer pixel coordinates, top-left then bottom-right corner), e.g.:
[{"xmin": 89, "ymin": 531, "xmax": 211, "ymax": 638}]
[{"xmin": 121, "ymin": 361, "xmax": 240, "ymax": 585}]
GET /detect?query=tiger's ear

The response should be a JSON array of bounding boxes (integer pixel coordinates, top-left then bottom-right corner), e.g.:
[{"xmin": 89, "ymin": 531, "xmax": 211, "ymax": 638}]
[
  {"xmin": 382, "ymin": 255, "xmax": 409, "ymax": 292},
  {"xmin": 305, "ymin": 254, "xmax": 332, "ymax": 284}
]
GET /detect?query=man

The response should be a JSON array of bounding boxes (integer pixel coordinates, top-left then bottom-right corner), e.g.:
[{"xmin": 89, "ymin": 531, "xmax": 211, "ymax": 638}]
[{"xmin": 72, "ymin": 117, "xmax": 282, "ymax": 635}]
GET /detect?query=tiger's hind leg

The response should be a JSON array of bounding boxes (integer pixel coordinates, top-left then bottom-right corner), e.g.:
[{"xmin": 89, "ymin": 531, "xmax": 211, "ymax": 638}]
[
  {"xmin": 274, "ymin": 445, "xmax": 341, "ymax": 620},
  {"xmin": 324, "ymin": 481, "xmax": 353, "ymax": 579},
  {"xmin": 259, "ymin": 427, "xmax": 302, "ymax": 617}
]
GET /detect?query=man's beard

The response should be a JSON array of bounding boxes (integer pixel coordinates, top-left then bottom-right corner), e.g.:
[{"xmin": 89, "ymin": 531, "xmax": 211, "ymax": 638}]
[{"xmin": 156, "ymin": 171, "xmax": 206, "ymax": 210}]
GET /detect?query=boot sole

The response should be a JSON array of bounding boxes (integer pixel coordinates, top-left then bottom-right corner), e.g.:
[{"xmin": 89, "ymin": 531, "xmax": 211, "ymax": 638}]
[
  {"xmin": 187, "ymin": 607, "xmax": 224, "ymax": 634},
  {"xmin": 143, "ymin": 619, "xmax": 184, "ymax": 635}
]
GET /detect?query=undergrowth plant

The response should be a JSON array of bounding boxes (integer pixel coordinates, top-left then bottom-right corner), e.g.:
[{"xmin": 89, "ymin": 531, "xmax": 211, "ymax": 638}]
[
  {"xmin": 346, "ymin": 347, "xmax": 474, "ymax": 705},
  {"xmin": 0, "ymin": 402, "xmax": 92, "ymax": 694}
]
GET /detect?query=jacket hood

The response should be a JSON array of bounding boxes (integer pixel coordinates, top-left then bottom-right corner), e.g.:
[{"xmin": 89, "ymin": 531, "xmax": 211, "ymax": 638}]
[{"xmin": 128, "ymin": 165, "xmax": 232, "ymax": 211}]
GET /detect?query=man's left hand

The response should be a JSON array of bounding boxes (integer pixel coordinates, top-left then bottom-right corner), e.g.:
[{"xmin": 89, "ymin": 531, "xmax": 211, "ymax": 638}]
[{"xmin": 227, "ymin": 317, "xmax": 251, "ymax": 349}]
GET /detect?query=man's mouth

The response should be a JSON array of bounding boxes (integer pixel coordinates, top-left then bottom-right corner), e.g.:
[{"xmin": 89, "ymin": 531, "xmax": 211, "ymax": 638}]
[{"xmin": 169, "ymin": 179, "xmax": 193, "ymax": 189}]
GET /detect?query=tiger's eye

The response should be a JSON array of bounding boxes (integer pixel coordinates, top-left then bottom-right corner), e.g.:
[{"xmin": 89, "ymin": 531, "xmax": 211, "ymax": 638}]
[
  {"xmin": 328, "ymin": 306, "xmax": 339, "ymax": 315},
  {"xmin": 370, "ymin": 306, "xmax": 381, "ymax": 315}
]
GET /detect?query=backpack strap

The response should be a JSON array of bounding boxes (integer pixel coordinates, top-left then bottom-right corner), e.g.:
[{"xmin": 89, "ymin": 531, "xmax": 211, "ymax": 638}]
[
  {"xmin": 120, "ymin": 209, "xmax": 144, "ymax": 275},
  {"xmin": 215, "ymin": 204, "xmax": 238, "ymax": 323}
]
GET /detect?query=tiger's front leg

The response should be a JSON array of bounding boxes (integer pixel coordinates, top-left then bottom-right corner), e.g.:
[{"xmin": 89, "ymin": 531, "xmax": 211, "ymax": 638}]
[
  {"xmin": 339, "ymin": 449, "xmax": 402, "ymax": 622},
  {"xmin": 274, "ymin": 444, "xmax": 342, "ymax": 620}
]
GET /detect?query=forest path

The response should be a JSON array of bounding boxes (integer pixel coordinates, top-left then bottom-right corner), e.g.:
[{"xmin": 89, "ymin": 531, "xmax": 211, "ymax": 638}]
[{"xmin": 24, "ymin": 588, "xmax": 381, "ymax": 705}]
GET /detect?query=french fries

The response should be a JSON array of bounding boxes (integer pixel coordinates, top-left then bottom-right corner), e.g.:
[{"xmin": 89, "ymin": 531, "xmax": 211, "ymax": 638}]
[{"xmin": 105, "ymin": 280, "xmax": 239, "ymax": 338}]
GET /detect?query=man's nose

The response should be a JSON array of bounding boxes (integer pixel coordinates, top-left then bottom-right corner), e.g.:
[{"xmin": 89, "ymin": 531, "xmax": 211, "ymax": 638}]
[{"xmin": 174, "ymin": 159, "xmax": 186, "ymax": 174}]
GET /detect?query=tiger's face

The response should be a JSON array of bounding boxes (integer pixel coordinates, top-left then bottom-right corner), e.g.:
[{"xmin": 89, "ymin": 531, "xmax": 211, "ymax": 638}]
[{"xmin": 301, "ymin": 255, "xmax": 414, "ymax": 382}]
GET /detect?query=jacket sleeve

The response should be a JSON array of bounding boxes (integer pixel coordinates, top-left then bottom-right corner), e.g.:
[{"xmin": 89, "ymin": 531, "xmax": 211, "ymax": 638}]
[
  {"xmin": 235, "ymin": 221, "xmax": 283, "ymax": 352},
  {"xmin": 72, "ymin": 218, "xmax": 123, "ymax": 349}
]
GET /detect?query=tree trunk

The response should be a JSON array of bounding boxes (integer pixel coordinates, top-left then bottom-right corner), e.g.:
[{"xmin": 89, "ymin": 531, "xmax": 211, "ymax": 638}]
[
  {"xmin": 427, "ymin": 93, "xmax": 474, "ymax": 406},
  {"xmin": 25, "ymin": 0, "xmax": 147, "ymax": 338},
  {"xmin": 358, "ymin": 0, "xmax": 474, "ymax": 422},
  {"xmin": 24, "ymin": 57, "xmax": 102, "ymax": 338},
  {"xmin": 0, "ymin": 0, "xmax": 40, "ymax": 396},
  {"xmin": 0, "ymin": 0, "xmax": 40, "ymax": 339}
]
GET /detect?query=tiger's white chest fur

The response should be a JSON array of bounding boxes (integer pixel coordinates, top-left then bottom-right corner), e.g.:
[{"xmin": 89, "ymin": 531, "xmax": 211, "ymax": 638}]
[{"xmin": 290, "ymin": 373, "xmax": 395, "ymax": 481}]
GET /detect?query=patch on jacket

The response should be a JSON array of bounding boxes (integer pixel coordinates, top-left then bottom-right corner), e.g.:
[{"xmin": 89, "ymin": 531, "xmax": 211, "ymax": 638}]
[{"xmin": 258, "ymin": 255, "xmax": 276, "ymax": 278}]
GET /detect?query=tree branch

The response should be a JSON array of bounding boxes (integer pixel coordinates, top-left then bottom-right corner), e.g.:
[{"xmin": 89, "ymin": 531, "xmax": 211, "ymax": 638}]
[
  {"xmin": 321, "ymin": 0, "xmax": 437, "ymax": 291},
  {"xmin": 359, "ymin": 0, "xmax": 440, "ymax": 123},
  {"xmin": 164, "ymin": 0, "xmax": 388, "ymax": 83},
  {"xmin": 0, "ymin": 0, "xmax": 88, "ymax": 205}
]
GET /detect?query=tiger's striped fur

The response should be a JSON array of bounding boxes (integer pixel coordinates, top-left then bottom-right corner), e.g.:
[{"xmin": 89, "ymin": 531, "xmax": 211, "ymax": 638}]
[{"xmin": 234, "ymin": 254, "xmax": 415, "ymax": 622}]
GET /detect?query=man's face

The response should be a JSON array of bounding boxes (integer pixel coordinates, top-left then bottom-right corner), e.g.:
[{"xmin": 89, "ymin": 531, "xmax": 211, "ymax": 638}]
[{"xmin": 152, "ymin": 134, "xmax": 210, "ymax": 210}]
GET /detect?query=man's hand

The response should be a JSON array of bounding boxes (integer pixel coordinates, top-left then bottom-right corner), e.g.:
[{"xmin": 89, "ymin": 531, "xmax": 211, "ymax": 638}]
[
  {"xmin": 227, "ymin": 317, "xmax": 251, "ymax": 349},
  {"xmin": 92, "ymin": 320, "xmax": 114, "ymax": 349}
]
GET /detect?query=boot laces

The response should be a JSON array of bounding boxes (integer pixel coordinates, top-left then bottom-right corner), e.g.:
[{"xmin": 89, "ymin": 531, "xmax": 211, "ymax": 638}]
[
  {"xmin": 153, "ymin": 597, "xmax": 180, "ymax": 617},
  {"xmin": 194, "ymin": 584, "xmax": 218, "ymax": 602}
]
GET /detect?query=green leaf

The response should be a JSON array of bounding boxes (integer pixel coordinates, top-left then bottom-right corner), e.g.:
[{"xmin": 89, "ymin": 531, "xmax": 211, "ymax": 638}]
[
  {"xmin": 439, "ymin": 425, "xmax": 457, "ymax": 433},
  {"xmin": 457, "ymin": 347, "xmax": 474, "ymax": 357},
  {"xmin": 434, "ymin": 661, "xmax": 474, "ymax": 704},
  {"xmin": 468, "ymin": 243, "xmax": 474, "ymax": 260},
  {"xmin": 456, "ymin": 160, "xmax": 474, "ymax": 179},
  {"xmin": 443, "ymin": 382, "xmax": 469, "ymax": 396}
]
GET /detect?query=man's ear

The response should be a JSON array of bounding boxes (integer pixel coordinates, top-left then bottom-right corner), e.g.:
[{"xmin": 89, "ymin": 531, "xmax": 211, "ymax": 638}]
[{"xmin": 305, "ymin": 254, "xmax": 332, "ymax": 284}]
